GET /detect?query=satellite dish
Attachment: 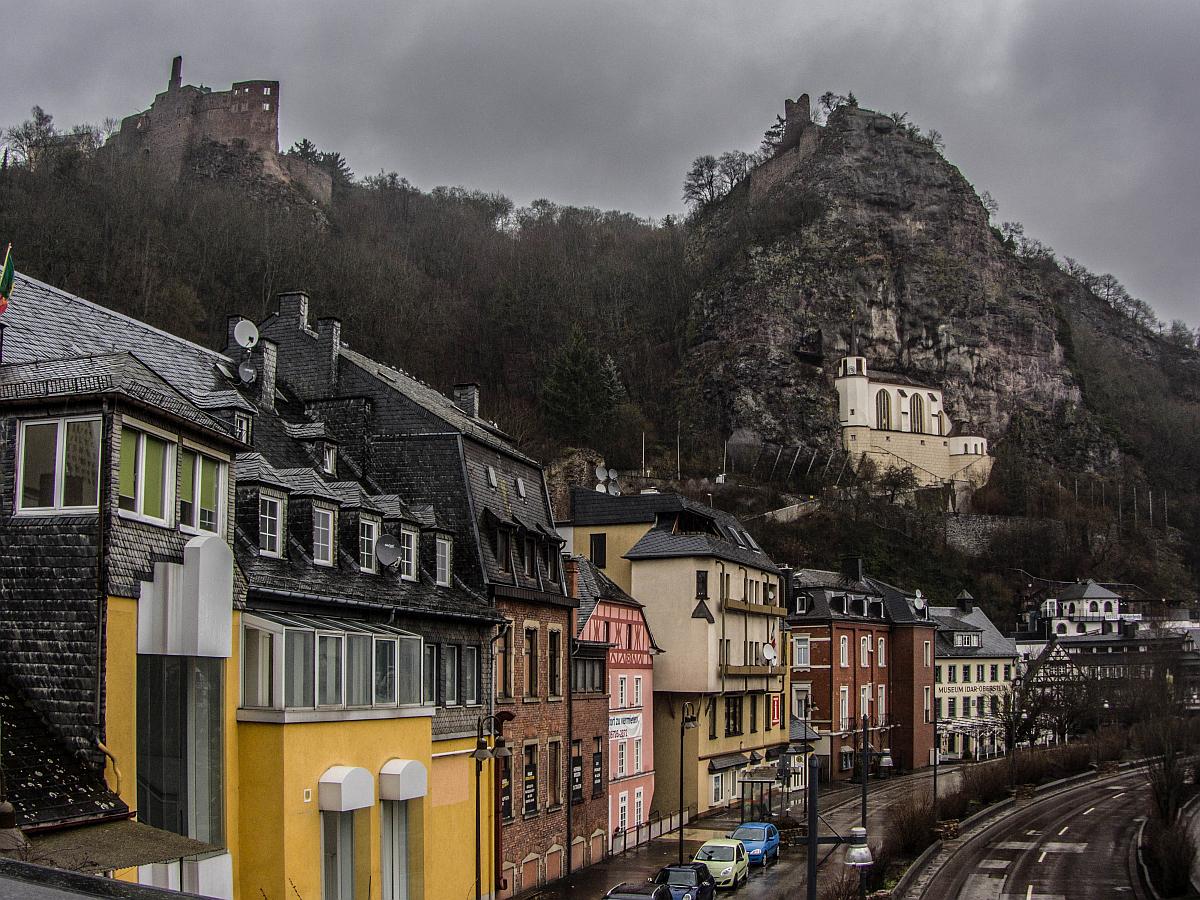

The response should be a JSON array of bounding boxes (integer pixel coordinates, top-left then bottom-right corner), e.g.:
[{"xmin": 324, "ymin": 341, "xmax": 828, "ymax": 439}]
[
  {"xmin": 607, "ymin": 468, "xmax": 618, "ymax": 481},
  {"xmin": 376, "ymin": 534, "xmax": 400, "ymax": 567},
  {"xmin": 607, "ymin": 483, "xmax": 620, "ymax": 496},
  {"xmin": 238, "ymin": 361, "xmax": 258, "ymax": 384},
  {"xmin": 595, "ymin": 465, "xmax": 608, "ymax": 481},
  {"xmin": 595, "ymin": 483, "xmax": 608, "ymax": 493},
  {"xmin": 233, "ymin": 319, "xmax": 260, "ymax": 350},
  {"xmin": 762, "ymin": 644, "xmax": 777, "ymax": 662}
]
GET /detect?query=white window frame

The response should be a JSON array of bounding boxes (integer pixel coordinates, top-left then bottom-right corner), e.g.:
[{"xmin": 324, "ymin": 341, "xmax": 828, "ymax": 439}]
[
  {"xmin": 178, "ymin": 446, "xmax": 226, "ymax": 535},
  {"xmin": 617, "ymin": 740, "xmax": 626, "ymax": 777},
  {"xmin": 15, "ymin": 416, "xmax": 103, "ymax": 514},
  {"xmin": 463, "ymin": 646, "xmax": 479, "ymax": 705},
  {"xmin": 317, "ymin": 632, "xmax": 345, "ymax": 708},
  {"xmin": 792, "ymin": 635, "xmax": 810, "ymax": 668},
  {"xmin": 860, "ymin": 635, "xmax": 870, "ymax": 667},
  {"xmin": 923, "ymin": 686, "xmax": 932, "ymax": 723},
  {"xmin": 860, "ymin": 684, "xmax": 870, "ymax": 718},
  {"xmin": 923, "ymin": 641, "xmax": 932, "ymax": 667},
  {"xmin": 634, "ymin": 787, "xmax": 644, "ymax": 824},
  {"xmin": 633, "ymin": 738, "xmax": 642, "ymax": 774},
  {"xmin": 359, "ymin": 517, "xmax": 380, "ymax": 573},
  {"xmin": 839, "ymin": 686, "xmax": 849, "ymax": 731},
  {"xmin": 399, "ymin": 527, "xmax": 418, "ymax": 581},
  {"xmin": 258, "ymin": 490, "xmax": 284, "ymax": 558},
  {"xmin": 839, "ymin": 635, "xmax": 849, "ymax": 667},
  {"xmin": 444, "ymin": 645, "xmax": 459, "ymax": 706},
  {"xmin": 312, "ymin": 504, "xmax": 336, "ymax": 566},
  {"xmin": 435, "ymin": 535, "xmax": 452, "ymax": 586},
  {"xmin": 878, "ymin": 637, "xmax": 886, "ymax": 667},
  {"xmin": 878, "ymin": 684, "xmax": 886, "ymax": 721},
  {"xmin": 118, "ymin": 425, "xmax": 176, "ymax": 526},
  {"xmin": 712, "ymin": 774, "xmax": 723, "ymax": 804},
  {"xmin": 618, "ymin": 675, "xmax": 627, "ymax": 708},
  {"xmin": 633, "ymin": 676, "xmax": 642, "ymax": 708},
  {"xmin": 618, "ymin": 791, "xmax": 628, "ymax": 831},
  {"xmin": 233, "ymin": 412, "xmax": 253, "ymax": 444}
]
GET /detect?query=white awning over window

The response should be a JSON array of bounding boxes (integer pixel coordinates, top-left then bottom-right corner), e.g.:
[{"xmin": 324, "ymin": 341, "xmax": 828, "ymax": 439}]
[
  {"xmin": 379, "ymin": 758, "xmax": 427, "ymax": 801},
  {"xmin": 319, "ymin": 766, "xmax": 374, "ymax": 811}
]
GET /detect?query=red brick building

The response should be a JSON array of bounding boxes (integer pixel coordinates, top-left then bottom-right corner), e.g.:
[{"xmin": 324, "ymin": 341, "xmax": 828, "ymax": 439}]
[{"xmin": 786, "ymin": 560, "xmax": 936, "ymax": 780}]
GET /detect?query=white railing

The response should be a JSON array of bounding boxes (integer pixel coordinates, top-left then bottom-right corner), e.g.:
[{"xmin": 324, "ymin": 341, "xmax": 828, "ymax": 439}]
[{"xmin": 609, "ymin": 807, "xmax": 694, "ymax": 856}]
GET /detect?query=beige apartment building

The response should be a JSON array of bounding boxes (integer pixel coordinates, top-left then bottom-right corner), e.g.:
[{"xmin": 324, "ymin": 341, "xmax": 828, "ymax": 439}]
[{"xmin": 561, "ymin": 489, "xmax": 789, "ymax": 818}]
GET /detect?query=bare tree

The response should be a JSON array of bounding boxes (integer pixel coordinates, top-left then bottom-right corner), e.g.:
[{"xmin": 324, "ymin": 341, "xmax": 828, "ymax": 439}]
[
  {"xmin": 3, "ymin": 105, "xmax": 57, "ymax": 168},
  {"xmin": 682, "ymin": 154, "xmax": 721, "ymax": 207},
  {"xmin": 716, "ymin": 150, "xmax": 753, "ymax": 193}
]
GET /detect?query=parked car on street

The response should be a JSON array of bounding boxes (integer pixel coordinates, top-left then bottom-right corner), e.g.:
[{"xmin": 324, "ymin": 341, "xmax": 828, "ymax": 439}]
[
  {"xmin": 652, "ymin": 862, "xmax": 717, "ymax": 900},
  {"xmin": 693, "ymin": 839, "xmax": 749, "ymax": 889},
  {"xmin": 604, "ymin": 882, "xmax": 673, "ymax": 900},
  {"xmin": 728, "ymin": 823, "xmax": 780, "ymax": 866}
]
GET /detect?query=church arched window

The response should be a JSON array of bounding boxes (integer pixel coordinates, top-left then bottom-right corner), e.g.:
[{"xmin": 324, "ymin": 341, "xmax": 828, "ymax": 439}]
[
  {"xmin": 1055, "ymin": 623, "xmax": 1067, "ymax": 635},
  {"xmin": 1104, "ymin": 601, "xmax": 1113, "ymax": 614},
  {"xmin": 875, "ymin": 391, "xmax": 891, "ymax": 430},
  {"xmin": 910, "ymin": 394, "xmax": 925, "ymax": 434},
  {"xmin": 1089, "ymin": 601, "xmax": 1099, "ymax": 614}
]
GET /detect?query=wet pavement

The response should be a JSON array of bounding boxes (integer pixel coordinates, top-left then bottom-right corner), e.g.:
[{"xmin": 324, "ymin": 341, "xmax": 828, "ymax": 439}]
[{"xmin": 529, "ymin": 768, "xmax": 959, "ymax": 900}]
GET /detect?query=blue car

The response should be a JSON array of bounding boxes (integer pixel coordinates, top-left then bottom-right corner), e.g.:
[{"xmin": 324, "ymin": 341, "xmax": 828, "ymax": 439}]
[{"xmin": 729, "ymin": 822, "xmax": 780, "ymax": 866}]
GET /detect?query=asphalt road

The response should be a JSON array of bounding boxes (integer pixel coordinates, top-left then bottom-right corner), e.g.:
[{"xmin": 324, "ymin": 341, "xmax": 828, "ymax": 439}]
[
  {"xmin": 544, "ymin": 767, "xmax": 961, "ymax": 900},
  {"xmin": 917, "ymin": 770, "xmax": 1149, "ymax": 900}
]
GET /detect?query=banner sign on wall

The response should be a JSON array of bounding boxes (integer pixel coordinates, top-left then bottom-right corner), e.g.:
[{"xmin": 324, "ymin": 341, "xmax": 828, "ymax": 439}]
[{"xmin": 609, "ymin": 713, "xmax": 642, "ymax": 741}]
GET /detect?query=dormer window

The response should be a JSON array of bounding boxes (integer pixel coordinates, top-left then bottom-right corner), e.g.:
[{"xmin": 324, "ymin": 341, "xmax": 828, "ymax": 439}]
[
  {"xmin": 359, "ymin": 517, "xmax": 379, "ymax": 573},
  {"xmin": 487, "ymin": 465, "xmax": 498, "ymax": 488},
  {"xmin": 399, "ymin": 527, "xmax": 418, "ymax": 581},
  {"xmin": 516, "ymin": 477, "xmax": 527, "ymax": 499},
  {"xmin": 322, "ymin": 444, "xmax": 337, "ymax": 476},
  {"xmin": 435, "ymin": 535, "xmax": 452, "ymax": 586},
  {"xmin": 234, "ymin": 412, "xmax": 253, "ymax": 444},
  {"xmin": 523, "ymin": 538, "xmax": 536, "ymax": 576},
  {"xmin": 312, "ymin": 505, "xmax": 336, "ymax": 566},
  {"xmin": 497, "ymin": 529, "xmax": 512, "ymax": 573},
  {"xmin": 259, "ymin": 490, "xmax": 284, "ymax": 557}
]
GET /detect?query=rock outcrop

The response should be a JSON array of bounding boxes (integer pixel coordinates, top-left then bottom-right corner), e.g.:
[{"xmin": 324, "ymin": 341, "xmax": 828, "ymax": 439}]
[{"xmin": 685, "ymin": 103, "xmax": 1087, "ymax": 461}]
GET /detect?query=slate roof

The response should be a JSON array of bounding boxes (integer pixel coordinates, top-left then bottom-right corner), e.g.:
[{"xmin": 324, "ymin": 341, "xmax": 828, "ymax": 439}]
[
  {"xmin": 790, "ymin": 570, "xmax": 934, "ymax": 627},
  {"xmin": 625, "ymin": 528, "xmax": 779, "ymax": 573},
  {"xmin": 338, "ymin": 348, "xmax": 532, "ymax": 463},
  {"xmin": 1053, "ymin": 579, "xmax": 1122, "ymax": 602},
  {"xmin": 929, "ymin": 605, "xmax": 1018, "ymax": 659},
  {"xmin": 793, "ymin": 568, "xmax": 878, "ymax": 595},
  {"xmin": 0, "ymin": 352, "xmax": 233, "ymax": 438},
  {"xmin": 868, "ymin": 369, "xmax": 937, "ymax": 391},
  {"xmin": 3, "ymin": 274, "xmax": 250, "ymax": 414},
  {"xmin": 0, "ymin": 673, "xmax": 127, "ymax": 829}
]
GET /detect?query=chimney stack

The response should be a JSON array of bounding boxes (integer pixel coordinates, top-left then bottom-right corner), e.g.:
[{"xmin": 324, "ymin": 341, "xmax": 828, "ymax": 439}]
[
  {"xmin": 255, "ymin": 339, "xmax": 278, "ymax": 410},
  {"xmin": 317, "ymin": 318, "xmax": 341, "ymax": 387},
  {"xmin": 840, "ymin": 555, "xmax": 864, "ymax": 584},
  {"xmin": 277, "ymin": 291, "xmax": 310, "ymax": 327},
  {"xmin": 453, "ymin": 383, "xmax": 480, "ymax": 418},
  {"xmin": 169, "ymin": 56, "xmax": 182, "ymax": 92}
]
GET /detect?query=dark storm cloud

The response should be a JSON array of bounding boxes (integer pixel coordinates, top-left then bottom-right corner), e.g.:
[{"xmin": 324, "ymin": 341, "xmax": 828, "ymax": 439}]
[{"xmin": 4, "ymin": 0, "xmax": 1196, "ymax": 324}]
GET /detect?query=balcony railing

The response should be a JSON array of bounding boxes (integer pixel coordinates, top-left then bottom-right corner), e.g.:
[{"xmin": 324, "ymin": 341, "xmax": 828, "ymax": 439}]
[
  {"xmin": 722, "ymin": 597, "xmax": 787, "ymax": 617},
  {"xmin": 720, "ymin": 663, "xmax": 785, "ymax": 677}
]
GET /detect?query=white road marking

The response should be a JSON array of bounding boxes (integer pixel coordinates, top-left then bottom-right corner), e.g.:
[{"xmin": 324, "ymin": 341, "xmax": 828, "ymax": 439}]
[
  {"xmin": 997, "ymin": 841, "xmax": 1038, "ymax": 850},
  {"xmin": 1026, "ymin": 829, "xmax": 1041, "ymax": 836},
  {"xmin": 1058, "ymin": 826, "xmax": 1069, "ymax": 836},
  {"xmin": 1026, "ymin": 885, "xmax": 1033, "ymax": 900},
  {"xmin": 1112, "ymin": 792, "xmax": 1125, "ymax": 799},
  {"xmin": 1082, "ymin": 807, "xmax": 1095, "ymax": 816},
  {"xmin": 1038, "ymin": 851, "xmax": 1047, "ymax": 863}
]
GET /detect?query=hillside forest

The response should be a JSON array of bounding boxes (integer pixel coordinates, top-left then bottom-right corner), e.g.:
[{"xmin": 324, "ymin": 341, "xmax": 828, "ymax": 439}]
[{"xmin": 2, "ymin": 102, "xmax": 1199, "ymax": 619}]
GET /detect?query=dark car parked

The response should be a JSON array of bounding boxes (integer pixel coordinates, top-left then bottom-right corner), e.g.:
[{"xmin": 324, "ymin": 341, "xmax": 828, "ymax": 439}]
[
  {"xmin": 653, "ymin": 862, "xmax": 717, "ymax": 900},
  {"xmin": 604, "ymin": 882, "xmax": 673, "ymax": 900}
]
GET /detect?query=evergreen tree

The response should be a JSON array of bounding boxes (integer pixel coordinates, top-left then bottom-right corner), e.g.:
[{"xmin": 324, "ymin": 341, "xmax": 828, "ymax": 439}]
[{"xmin": 540, "ymin": 326, "xmax": 616, "ymax": 443}]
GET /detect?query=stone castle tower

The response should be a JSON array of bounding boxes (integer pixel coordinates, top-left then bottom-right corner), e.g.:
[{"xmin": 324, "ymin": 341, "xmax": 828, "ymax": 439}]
[{"xmin": 103, "ymin": 56, "xmax": 331, "ymax": 204}]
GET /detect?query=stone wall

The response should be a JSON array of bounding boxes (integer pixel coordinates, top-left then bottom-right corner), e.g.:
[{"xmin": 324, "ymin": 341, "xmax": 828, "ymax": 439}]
[
  {"xmin": 942, "ymin": 514, "xmax": 1067, "ymax": 557},
  {"xmin": 844, "ymin": 425, "xmax": 993, "ymax": 488}
]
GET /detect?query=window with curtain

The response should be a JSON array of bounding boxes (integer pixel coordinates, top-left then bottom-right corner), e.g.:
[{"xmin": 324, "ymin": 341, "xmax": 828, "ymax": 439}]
[{"xmin": 17, "ymin": 417, "xmax": 102, "ymax": 512}]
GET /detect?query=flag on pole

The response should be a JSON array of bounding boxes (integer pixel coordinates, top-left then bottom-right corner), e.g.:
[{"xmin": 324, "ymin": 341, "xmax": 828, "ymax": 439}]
[{"xmin": 0, "ymin": 245, "xmax": 12, "ymax": 315}]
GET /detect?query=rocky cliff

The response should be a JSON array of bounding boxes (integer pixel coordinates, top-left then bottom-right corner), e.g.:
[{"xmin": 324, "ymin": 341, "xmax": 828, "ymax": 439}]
[{"xmin": 684, "ymin": 102, "xmax": 1095, "ymax": 461}]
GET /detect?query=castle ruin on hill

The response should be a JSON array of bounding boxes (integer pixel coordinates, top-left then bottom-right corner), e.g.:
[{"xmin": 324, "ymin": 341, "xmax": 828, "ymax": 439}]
[{"xmin": 103, "ymin": 56, "xmax": 331, "ymax": 205}]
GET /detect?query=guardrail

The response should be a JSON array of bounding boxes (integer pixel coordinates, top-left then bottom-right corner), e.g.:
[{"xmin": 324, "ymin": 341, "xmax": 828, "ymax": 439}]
[{"xmin": 609, "ymin": 806, "xmax": 695, "ymax": 857}]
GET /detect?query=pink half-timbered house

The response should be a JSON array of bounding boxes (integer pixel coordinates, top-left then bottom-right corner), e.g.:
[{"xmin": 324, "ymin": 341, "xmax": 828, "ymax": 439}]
[{"xmin": 569, "ymin": 556, "xmax": 661, "ymax": 836}]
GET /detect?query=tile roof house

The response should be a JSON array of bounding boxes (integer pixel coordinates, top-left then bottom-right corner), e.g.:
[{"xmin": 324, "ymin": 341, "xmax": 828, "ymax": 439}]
[
  {"xmin": 787, "ymin": 559, "xmax": 937, "ymax": 779},
  {"xmin": 0, "ymin": 274, "xmax": 246, "ymax": 891}
]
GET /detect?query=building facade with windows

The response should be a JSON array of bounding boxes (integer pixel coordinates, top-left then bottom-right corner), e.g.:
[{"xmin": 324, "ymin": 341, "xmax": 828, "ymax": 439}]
[
  {"xmin": 0, "ymin": 274, "xmax": 256, "ymax": 897},
  {"xmin": 930, "ymin": 592, "xmax": 1017, "ymax": 761},
  {"xmin": 787, "ymin": 561, "xmax": 937, "ymax": 781},
  {"xmin": 569, "ymin": 556, "xmax": 659, "ymax": 839},
  {"xmin": 252, "ymin": 292, "xmax": 580, "ymax": 899},
  {"xmin": 562, "ymin": 489, "xmax": 789, "ymax": 819},
  {"xmin": 834, "ymin": 355, "xmax": 992, "ymax": 489}
]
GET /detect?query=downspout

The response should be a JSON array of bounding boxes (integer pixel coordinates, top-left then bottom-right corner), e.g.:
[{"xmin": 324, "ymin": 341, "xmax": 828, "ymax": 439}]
[
  {"xmin": 565, "ymin": 631, "xmax": 574, "ymax": 884},
  {"xmin": 488, "ymin": 620, "xmax": 510, "ymax": 896},
  {"xmin": 738, "ymin": 566, "xmax": 748, "ymax": 695},
  {"xmin": 94, "ymin": 400, "xmax": 116, "ymax": 783}
]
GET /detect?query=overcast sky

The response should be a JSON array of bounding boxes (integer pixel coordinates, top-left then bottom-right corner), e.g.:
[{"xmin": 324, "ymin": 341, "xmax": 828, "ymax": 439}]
[{"xmin": 5, "ymin": 0, "xmax": 1198, "ymax": 325}]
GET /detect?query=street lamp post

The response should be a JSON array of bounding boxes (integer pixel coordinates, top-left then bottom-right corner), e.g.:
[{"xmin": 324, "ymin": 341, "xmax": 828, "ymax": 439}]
[
  {"xmin": 798, "ymin": 753, "xmax": 873, "ymax": 900},
  {"xmin": 473, "ymin": 714, "xmax": 513, "ymax": 900},
  {"xmin": 678, "ymin": 701, "xmax": 699, "ymax": 865},
  {"xmin": 859, "ymin": 714, "xmax": 871, "ymax": 828}
]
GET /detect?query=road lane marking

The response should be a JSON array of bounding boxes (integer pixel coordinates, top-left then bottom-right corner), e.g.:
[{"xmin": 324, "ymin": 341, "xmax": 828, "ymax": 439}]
[
  {"xmin": 1026, "ymin": 884, "xmax": 1033, "ymax": 900},
  {"xmin": 1038, "ymin": 851, "xmax": 1047, "ymax": 863},
  {"xmin": 1112, "ymin": 792, "xmax": 1125, "ymax": 799},
  {"xmin": 1082, "ymin": 807, "xmax": 1095, "ymax": 816},
  {"xmin": 1058, "ymin": 826, "xmax": 1069, "ymax": 835}
]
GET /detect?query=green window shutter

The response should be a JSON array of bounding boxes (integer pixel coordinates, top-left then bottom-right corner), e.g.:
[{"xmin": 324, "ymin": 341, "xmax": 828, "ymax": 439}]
[{"xmin": 142, "ymin": 434, "xmax": 168, "ymax": 519}]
